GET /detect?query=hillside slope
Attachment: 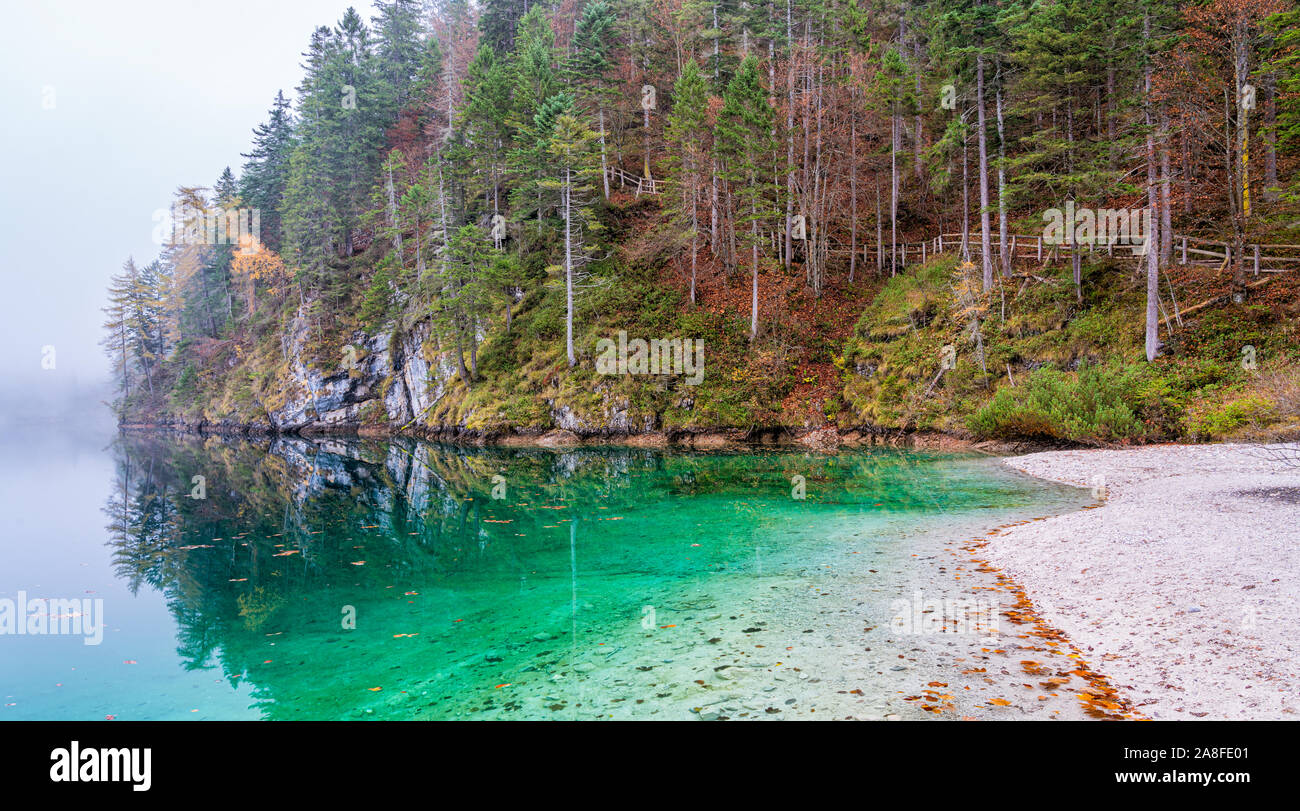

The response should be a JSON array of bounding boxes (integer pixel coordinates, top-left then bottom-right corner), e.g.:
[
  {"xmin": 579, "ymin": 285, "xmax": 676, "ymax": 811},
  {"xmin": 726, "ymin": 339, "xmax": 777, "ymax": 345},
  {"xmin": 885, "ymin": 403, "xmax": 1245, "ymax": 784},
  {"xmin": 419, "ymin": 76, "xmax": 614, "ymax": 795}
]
[{"xmin": 130, "ymin": 198, "xmax": 1300, "ymax": 448}]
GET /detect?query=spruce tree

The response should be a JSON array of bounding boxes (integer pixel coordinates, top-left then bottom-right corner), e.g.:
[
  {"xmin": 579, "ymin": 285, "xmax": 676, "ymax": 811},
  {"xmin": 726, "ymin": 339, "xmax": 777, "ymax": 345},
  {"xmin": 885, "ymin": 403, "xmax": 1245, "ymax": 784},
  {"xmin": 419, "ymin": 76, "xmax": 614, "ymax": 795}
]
[
  {"xmin": 239, "ymin": 91, "xmax": 295, "ymax": 252},
  {"xmin": 716, "ymin": 55, "xmax": 777, "ymax": 341},
  {"xmin": 542, "ymin": 113, "xmax": 603, "ymax": 366},
  {"xmin": 665, "ymin": 58, "xmax": 711, "ymax": 306}
]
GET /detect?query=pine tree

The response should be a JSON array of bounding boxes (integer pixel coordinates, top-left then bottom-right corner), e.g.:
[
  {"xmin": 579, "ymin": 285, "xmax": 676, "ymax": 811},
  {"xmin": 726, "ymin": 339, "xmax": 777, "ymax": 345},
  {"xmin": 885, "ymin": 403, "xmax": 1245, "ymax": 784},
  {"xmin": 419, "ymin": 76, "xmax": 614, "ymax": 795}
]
[
  {"xmin": 1265, "ymin": 5, "xmax": 1300, "ymax": 200},
  {"xmin": 542, "ymin": 113, "xmax": 603, "ymax": 366},
  {"xmin": 507, "ymin": 8, "xmax": 560, "ymax": 224},
  {"xmin": 869, "ymin": 46, "xmax": 915, "ymax": 277},
  {"xmin": 371, "ymin": 0, "xmax": 426, "ymax": 114},
  {"xmin": 933, "ymin": 0, "xmax": 1001, "ymax": 289},
  {"xmin": 665, "ymin": 58, "xmax": 711, "ymax": 306},
  {"xmin": 716, "ymin": 55, "xmax": 778, "ymax": 341},
  {"xmin": 479, "ymin": 0, "xmax": 531, "ymax": 54},
  {"xmin": 443, "ymin": 224, "xmax": 496, "ymax": 379},
  {"xmin": 284, "ymin": 9, "xmax": 389, "ymax": 271},
  {"xmin": 568, "ymin": 0, "xmax": 618, "ymax": 198},
  {"xmin": 511, "ymin": 93, "xmax": 574, "ymax": 224},
  {"xmin": 239, "ymin": 91, "xmax": 295, "ymax": 253},
  {"xmin": 461, "ymin": 45, "xmax": 514, "ymax": 213},
  {"xmin": 101, "ymin": 260, "xmax": 136, "ymax": 410}
]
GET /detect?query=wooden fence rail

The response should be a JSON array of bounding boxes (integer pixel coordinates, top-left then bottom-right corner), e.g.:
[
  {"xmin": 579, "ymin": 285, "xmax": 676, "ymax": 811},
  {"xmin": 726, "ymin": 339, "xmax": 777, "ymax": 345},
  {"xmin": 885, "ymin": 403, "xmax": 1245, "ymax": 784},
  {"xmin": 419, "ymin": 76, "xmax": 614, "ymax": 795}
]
[
  {"xmin": 598, "ymin": 169, "xmax": 1300, "ymax": 276},
  {"xmin": 605, "ymin": 166, "xmax": 663, "ymax": 197},
  {"xmin": 827, "ymin": 231, "xmax": 1300, "ymax": 275}
]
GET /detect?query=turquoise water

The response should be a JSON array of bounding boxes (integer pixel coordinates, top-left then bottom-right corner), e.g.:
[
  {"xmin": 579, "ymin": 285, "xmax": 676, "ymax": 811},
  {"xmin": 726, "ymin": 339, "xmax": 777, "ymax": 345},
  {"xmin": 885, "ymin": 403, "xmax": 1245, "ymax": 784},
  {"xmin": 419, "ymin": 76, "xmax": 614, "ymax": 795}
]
[{"xmin": 0, "ymin": 432, "xmax": 1094, "ymax": 720}]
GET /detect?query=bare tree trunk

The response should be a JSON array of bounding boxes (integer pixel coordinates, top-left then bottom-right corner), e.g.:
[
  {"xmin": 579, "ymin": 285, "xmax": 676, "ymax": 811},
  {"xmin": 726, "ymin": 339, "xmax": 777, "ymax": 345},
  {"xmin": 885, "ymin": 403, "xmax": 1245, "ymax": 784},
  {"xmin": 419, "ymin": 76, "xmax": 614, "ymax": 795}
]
[
  {"xmin": 713, "ymin": 2, "xmax": 720, "ymax": 83},
  {"xmin": 690, "ymin": 232, "xmax": 697, "ymax": 306},
  {"xmin": 849, "ymin": 99, "xmax": 858, "ymax": 283},
  {"xmin": 750, "ymin": 200, "xmax": 759, "ymax": 341},
  {"xmin": 1072, "ymin": 248, "xmax": 1083, "ymax": 305},
  {"xmin": 875, "ymin": 178, "xmax": 883, "ymax": 274},
  {"xmin": 386, "ymin": 163, "xmax": 403, "ymax": 265},
  {"xmin": 453, "ymin": 327, "xmax": 470, "ymax": 381},
  {"xmin": 469, "ymin": 319, "xmax": 478, "ymax": 378},
  {"xmin": 689, "ymin": 151, "xmax": 699, "ymax": 305},
  {"xmin": 1264, "ymin": 72, "xmax": 1278, "ymax": 200},
  {"xmin": 961, "ymin": 117, "xmax": 970, "ymax": 261},
  {"xmin": 599, "ymin": 108, "xmax": 610, "ymax": 199},
  {"xmin": 1159, "ymin": 117, "xmax": 1173, "ymax": 266},
  {"xmin": 1106, "ymin": 66, "xmax": 1117, "ymax": 168},
  {"xmin": 890, "ymin": 112, "xmax": 898, "ymax": 276},
  {"xmin": 564, "ymin": 170, "xmax": 576, "ymax": 367},
  {"xmin": 1144, "ymin": 12, "xmax": 1161, "ymax": 362},
  {"xmin": 727, "ymin": 182, "xmax": 737, "ymax": 275},
  {"xmin": 784, "ymin": 0, "xmax": 794, "ymax": 271},
  {"xmin": 643, "ymin": 104, "xmax": 652, "ymax": 181},
  {"xmin": 976, "ymin": 50, "xmax": 993, "ymax": 291},
  {"xmin": 995, "ymin": 78, "xmax": 1009, "ymax": 277},
  {"xmin": 1231, "ymin": 23, "xmax": 1250, "ymax": 303},
  {"xmin": 711, "ymin": 159, "xmax": 719, "ymax": 252},
  {"xmin": 810, "ymin": 58, "xmax": 825, "ymax": 295},
  {"xmin": 912, "ymin": 22, "xmax": 923, "ymax": 181}
]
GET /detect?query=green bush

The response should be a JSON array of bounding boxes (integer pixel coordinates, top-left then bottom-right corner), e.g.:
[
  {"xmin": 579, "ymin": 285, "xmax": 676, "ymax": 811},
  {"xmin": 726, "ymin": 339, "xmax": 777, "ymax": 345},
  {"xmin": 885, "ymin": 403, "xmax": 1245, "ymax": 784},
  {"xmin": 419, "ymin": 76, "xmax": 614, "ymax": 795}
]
[
  {"xmin": 967, "ymin": 362, "xmax": 1165, "ymax": 444},
  {"xmin": 526, "ymin": 290, "xmax": 565, "ymax": 341},
  {"xmin": 1185, "ymin": 394, "xmax": 1273, "ymax": 439}
]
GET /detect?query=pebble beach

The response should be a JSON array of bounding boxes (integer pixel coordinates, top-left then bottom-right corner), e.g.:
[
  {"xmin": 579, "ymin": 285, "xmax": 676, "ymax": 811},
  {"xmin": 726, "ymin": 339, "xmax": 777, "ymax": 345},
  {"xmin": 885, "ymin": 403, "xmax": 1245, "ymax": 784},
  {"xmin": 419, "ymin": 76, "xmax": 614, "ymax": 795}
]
[{"xmin": 989, "ymin": 444, "xmax": 1300, "ymax": 720}]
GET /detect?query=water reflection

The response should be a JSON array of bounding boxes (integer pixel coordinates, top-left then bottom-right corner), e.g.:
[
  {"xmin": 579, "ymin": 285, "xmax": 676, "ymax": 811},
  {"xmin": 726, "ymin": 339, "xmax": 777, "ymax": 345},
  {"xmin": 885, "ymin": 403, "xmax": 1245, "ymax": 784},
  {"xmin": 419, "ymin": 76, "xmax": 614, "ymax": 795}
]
[{"xmin": 100, "ymin": 434, "xmax": 1066, "ymax": 719}]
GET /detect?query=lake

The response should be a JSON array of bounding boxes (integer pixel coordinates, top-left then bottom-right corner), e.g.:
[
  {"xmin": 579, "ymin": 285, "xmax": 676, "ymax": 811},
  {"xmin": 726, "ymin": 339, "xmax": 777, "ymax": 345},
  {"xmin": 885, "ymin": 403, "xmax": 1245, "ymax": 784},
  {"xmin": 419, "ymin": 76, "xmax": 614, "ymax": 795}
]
[{"xmin": 0, "ymin": 430, "xmax": 1098, "ymax": 720}]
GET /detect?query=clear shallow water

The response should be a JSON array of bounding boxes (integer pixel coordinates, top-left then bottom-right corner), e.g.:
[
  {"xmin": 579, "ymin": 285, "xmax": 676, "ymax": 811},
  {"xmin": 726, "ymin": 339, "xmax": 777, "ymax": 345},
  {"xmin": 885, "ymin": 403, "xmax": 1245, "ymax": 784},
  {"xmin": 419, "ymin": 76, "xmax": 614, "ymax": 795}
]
[{"xmin": 0, "ymin": 431, "xmax": 1094, "ymax": 720}]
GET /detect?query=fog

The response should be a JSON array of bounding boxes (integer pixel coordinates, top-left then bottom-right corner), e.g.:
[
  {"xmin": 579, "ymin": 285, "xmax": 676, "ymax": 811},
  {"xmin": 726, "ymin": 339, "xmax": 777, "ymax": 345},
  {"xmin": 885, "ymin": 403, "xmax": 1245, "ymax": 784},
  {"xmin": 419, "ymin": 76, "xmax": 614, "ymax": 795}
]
[{"xmin": 0, "ymin": 0, "xmax": 381, "ymax": 427}]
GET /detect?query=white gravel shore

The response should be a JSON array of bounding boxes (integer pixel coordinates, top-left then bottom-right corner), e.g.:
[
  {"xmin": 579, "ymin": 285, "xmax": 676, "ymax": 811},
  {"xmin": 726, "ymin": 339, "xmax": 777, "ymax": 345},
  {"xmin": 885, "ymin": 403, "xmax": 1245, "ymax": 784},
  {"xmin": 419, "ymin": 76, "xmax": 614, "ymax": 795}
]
[{"xmin": 987, "ymin": 443, "xmax": 1300, "ymax": 720}]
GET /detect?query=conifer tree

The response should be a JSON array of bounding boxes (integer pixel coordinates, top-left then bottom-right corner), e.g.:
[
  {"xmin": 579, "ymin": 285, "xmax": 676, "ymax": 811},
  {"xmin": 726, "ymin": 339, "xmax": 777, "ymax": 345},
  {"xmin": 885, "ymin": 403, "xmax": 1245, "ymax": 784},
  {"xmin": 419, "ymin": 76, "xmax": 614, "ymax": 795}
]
[
  {"xmin": 568, "ymin": 0, "xmax": 618, "ymax": 198},
  {"xmin": 239, "ymin": 91, "xmax": 295, "ymax": 253},
  {"xmin": 665, "ymin": 58, "xmax": 711, "ymax": 305},
  {"xmin": 716, "ymin": 55, "xmax": 777, "ymax": 341},
  {"xmin": 542, "ymin": 113, "xmax": 603, "ymax": 366}
]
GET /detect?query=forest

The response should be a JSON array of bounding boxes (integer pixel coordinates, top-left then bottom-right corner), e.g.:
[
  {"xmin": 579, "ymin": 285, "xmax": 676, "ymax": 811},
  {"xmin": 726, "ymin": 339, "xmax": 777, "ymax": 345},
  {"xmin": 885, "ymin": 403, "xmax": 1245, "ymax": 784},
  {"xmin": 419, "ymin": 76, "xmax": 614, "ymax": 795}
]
[{"xmin": 102, "ymin": 0, "xmax": 1300, "ymax": 445}]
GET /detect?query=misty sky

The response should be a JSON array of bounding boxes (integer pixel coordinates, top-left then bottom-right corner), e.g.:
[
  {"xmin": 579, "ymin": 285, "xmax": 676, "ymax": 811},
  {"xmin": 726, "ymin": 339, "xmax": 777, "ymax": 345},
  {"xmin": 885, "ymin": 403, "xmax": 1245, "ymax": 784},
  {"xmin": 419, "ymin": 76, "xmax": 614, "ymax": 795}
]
[{"xmin": 0, "ymin": 0, "xmax": 382, "ymax": 413}]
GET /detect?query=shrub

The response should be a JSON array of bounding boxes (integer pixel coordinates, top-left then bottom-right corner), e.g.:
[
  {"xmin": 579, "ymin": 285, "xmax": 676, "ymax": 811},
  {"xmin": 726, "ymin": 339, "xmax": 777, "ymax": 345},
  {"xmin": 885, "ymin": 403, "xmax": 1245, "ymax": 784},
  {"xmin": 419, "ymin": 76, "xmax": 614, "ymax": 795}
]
[
  {"xmin": 1186, "ymin": 395, "xmax": 1274, "ymax": 439},
  {"xmin": 1256, "ymin": 364, "xmax": 1300, "ymax": 422},
  {"xmin": 967, "ymin": 362, "xmax": 1164, "ymax": 444}
]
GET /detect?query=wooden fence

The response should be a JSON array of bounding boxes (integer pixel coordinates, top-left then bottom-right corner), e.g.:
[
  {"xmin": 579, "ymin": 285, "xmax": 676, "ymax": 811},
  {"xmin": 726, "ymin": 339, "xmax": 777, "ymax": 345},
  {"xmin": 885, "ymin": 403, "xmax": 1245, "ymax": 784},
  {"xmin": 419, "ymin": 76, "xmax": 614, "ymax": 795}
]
[
  {"xmin": 606, "ymin": 166, "xmax": 663, "ymax": 197},
  {"xmin": 827, "ymin": 231, "xmax": 1300, "ymax": 275},
  {"xmin": 598, "ymin": 167, "xmax": 1300, "ymax": 276}
]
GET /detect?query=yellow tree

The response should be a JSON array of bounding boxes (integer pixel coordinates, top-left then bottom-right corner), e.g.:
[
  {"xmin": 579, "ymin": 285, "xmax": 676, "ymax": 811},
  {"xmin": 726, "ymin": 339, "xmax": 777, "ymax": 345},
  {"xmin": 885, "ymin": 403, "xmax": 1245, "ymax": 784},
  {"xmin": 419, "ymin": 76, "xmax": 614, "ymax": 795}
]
[{"xmin": 230, "ymin": 235, "xmax": 289, "ymax": 313}]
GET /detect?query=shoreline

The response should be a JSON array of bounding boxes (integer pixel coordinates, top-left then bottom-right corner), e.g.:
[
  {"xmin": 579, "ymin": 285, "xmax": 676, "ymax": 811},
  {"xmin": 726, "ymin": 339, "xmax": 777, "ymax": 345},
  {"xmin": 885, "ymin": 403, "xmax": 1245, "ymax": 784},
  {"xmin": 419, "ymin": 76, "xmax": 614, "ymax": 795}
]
[
  {"xmin": 987, "ymin": 444, "xmax": 1300, "ymax": 720},
  {"xmin": 116, "ymin": 418, "xmax": 1073, "ymax": 454}
]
